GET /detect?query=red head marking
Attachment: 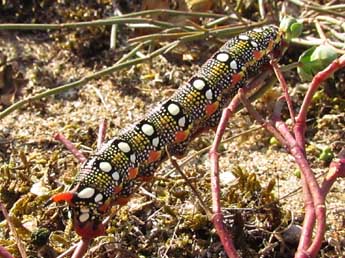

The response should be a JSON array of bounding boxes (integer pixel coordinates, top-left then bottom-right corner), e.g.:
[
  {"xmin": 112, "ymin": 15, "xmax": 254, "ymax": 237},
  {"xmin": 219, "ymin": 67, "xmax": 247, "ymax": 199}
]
[{"xmin": 51, "ymin": 192, "xmax": 75, "ymax": 204}]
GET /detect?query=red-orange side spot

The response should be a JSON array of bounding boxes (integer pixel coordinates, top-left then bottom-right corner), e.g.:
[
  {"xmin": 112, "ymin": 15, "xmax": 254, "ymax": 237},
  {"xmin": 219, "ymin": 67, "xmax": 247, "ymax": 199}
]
[
  {"xmin": 138, "ymin": 175, "xmax": 154, "ymax": 182},
  {"xmin": 174, "ymin": 130, "xmax": 189, "ymax": 143},
  {"xmin": 253, "ymin": 50, "xmax": 263, "ymax": 60},
  {"xmin": 205, "ymin": 101, "xmax": 219, "ymax": 116},
  {"xmin": 268, "ymin": 40, "xmax": 274, "ymax": 51},
  {"xmin": 113, "ymin": 185, "xmax": 122, "ymax": 194},
  {"xmin": 98, "ymin": 201, "xmax": 111, "ymax": 213},
  {"xmin": 114, "ymin": 197, "xmax": 130, "ymax": 206},
  {"xmin": 231, "ymin": 73, "xmax": 242, "ymax": 86},
  {"xmin": 128, "ymin": 167, "xmax": 139, "ymax": 180},
  {"xmin": 147, "ymin": 150, "xmax": 161, "ymax": 164}
]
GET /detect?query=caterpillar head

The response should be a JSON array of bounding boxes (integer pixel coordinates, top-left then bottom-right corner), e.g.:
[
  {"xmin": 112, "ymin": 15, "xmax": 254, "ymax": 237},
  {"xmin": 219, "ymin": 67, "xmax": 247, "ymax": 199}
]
[{"xmin": 50, "ymin": 183, "xmax": 111, "ymax": 239}]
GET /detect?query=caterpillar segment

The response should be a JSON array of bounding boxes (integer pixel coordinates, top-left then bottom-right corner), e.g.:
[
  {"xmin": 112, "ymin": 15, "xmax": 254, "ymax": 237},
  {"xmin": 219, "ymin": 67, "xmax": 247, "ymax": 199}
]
[{"xmin": 51, "ymin": 25, "xmax": 283, "ymax": 239}]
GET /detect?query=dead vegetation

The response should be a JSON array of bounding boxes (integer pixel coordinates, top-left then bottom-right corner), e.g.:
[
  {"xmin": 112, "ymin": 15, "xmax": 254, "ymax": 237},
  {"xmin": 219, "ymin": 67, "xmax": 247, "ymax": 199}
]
[{"xmin": 0, "ymin": 1, "xmax": 345, "ymax": 257}]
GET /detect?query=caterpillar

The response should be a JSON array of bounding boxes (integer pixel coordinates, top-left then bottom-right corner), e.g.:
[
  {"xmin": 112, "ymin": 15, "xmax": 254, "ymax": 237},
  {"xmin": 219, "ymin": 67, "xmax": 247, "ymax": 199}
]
[{"xmin": 51, "ymin": 25, "xmax": 282, "ymax": 239}]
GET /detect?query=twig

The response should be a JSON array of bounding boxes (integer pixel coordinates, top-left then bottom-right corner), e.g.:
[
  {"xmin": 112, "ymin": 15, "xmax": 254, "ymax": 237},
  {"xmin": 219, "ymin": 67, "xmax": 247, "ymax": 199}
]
[
  {"xmin": 291, "ymin": 38, "xmax": 345, "ymax": 53},
  {"xmin": 271, "ymin": 60, "xmax": 296, "ymax": 124},
  {"xmin": 287, "ymin": 0, "xmax": 345, "ymax": 18},
  {"xmin": 56, "ymin": 243, "xmax": 79, "ymax": 258},
  {"xmin": 97, "ymin": 119, "xmax": 107, "ymax": 151},
  {"xmin": 166, "ymin": 147, "xmax": 212, "ymax": 218},
  {"xmin": 71, "ymin": 239, "xmax": 91, "ymax": 258},
  {"xmin": 162, "ymin": 125, "xmax": 262, "ymax": 179},
  {"xmin": 128, "ymin": 21, "xmax": 267, "ymax": 45},
  {"xmin": 0, "ymin": 17, "xmax": 194, "ymax": 31},
  {"xmin": 110, "ymin": 9, "xmax": 225, "ymax": 19},
  {"xmin": 0, "ymin": 41, "xmax": 171, "ymax": 120},
  {"xmin": 0, "ymin": 202, "xmax": 27, "ymax": 258},
  {"xmin": 54, "ymin": 133, "xmax": 86, "ymax": 163}
]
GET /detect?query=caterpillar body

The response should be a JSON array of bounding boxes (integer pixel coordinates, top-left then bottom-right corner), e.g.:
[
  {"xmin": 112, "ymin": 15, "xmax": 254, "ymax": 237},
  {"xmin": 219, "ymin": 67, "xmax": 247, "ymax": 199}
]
[{"xmin": 52, "ymin": 25, "xmax": 282, "ymax": 239}]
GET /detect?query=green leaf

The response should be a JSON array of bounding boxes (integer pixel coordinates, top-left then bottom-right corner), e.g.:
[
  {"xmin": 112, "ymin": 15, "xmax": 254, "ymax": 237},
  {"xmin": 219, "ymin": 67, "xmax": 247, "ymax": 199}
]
[
  {"xmin": 280, "ymin": 17, "xmax": 303, "ymax": 42},
  {"xmin": 310, "ymin": 45, "xmax": 338, "ymax": 63},
  {"xmin": 297, "ymin": 45, "xmax": 338, "ymax": 81},
  {"xmin": 319, "ymin": 147, "xmax": 334, "ymax": 162},
  {"xmin": 290, "ymin": 22, "xmax": 303, "ymax": 38}
]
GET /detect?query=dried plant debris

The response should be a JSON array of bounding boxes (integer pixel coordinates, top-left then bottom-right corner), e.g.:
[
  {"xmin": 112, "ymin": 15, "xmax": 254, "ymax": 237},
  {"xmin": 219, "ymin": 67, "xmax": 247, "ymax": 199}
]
[
  {"xmin": 0, "ymin": 1, "xmax": 345, "ymax": 257},
  {"xmin": 0, "ymin": 54, "xmax": 27, "ymax": 106}
]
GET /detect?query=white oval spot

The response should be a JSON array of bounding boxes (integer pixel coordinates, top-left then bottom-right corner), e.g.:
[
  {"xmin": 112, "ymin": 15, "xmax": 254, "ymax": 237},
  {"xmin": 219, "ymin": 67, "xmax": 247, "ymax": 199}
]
[
  {"xmin": 205, "ymin": 89, "xmax": 213, "ymax": 100},
  {"xmin": 178, "ymin": 117, "xmax": 186, "ymax": 127},
  {"xmin": 167, "ymin": 103, "xmax": 180, "ymax": 116},
  {"xmin": 216, "ymin": 53, "xmax": 229, "ymax": 62},
  {"xmin": 152, "ymin": 137, "xmax": 160, "ymax": 147},
  {"xmin": 112, "ymin": 172, "xmax": 120, "ymax": 181},
  {"xmin": 250, "ymin": 40, "xmax": 258, "ymax": 48},
  {"xmin": 141, "ymin": 123, "xmax": 154, "ymax": 136},
  {"xmin": 130, "ymin": 153, "xmax": 136, "ymax": 163},
  {"xmin": 79, "ymin": 213, "xmax": 90, "ymax": 223},
  {"xmin": 192, "ymin": 79, "xmax": 205, "ymax": 90},
  {"xmin": 118, "ymin": 141, "xmax": 131, "ymax": 153},
  {"xmin": 230, "ymin": 60, "xmax": 238, "ymax": 70},
  {"xmin": 253, "ymin": 27, "xmax": 263, "ymax": 32},
  {"xmin": 238, "ymin": 34, "xmax": 250, "ymax": 40},
  {"xmin": 77, "ymin": 187, "xmax": 95, "ymax": 199},
  {"xmin": 99, "ymin": 161, "xmax": 112, "ymax": 172},
  {"xmin": 94, "ymin": 193, "xmax": 103, "ymax": 203}
]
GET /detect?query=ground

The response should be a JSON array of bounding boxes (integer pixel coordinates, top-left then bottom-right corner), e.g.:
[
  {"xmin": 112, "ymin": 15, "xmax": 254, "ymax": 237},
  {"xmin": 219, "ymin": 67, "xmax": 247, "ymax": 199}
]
[{"xmin": 0, "ymin": 2, "xmax": 345, "ymax": 258}]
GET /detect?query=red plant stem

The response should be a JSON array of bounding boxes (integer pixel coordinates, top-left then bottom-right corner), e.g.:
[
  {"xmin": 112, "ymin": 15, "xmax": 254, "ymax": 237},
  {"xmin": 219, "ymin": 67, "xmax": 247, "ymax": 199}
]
[
  {"xmin": 207, "ymin": 70, "xmax": 273, "ymax": 258},
  {"xmin": 97, "ymin": 119, "xmax": 107, "ymax": 151},
  {"xmin": 238, "ymin": 84, "xmax": 326, "ymax": 257},
  {"xmin": 272, "ymin": 120, "xmax": 315, "ymax": 254},
  {"xmin": 321, "ymin": 158, "xmax": 345, "ymax": 197},
  {"xmin": 271, "ymin": 60, "xmax": 296, "ymax": 124},
  {"xmin": 270, "ymin": 56, "xmax": 345, "ymax": 257},
  {"xmin": 71, "ymin": 239, "xmax": 91, "ymax": 258},
  {"xmin": 209, "ymin": 151, "xmax": 239, "ymax": 258},
  {"xmin": 208, "ymin": 89, "xmax": 244, "ymax": 258},
  {"xmin": 275, "ymin": 121, "xmax": 326, "ymax": 258},
  {"xmin": 54, "ymin": 133, "xmax": 86, "ymax": 163},
  {"xmin": 56, "ymin": 245, "xmax": 76, "ymax": 258},
  {"xmin": 297, "ymin": 198, "xmax": 315, "ymax": 255},
  {"xmin": 0, "ymin": 246, "xmax": 14, "ymax": 258},
  {"xmin": 296, "ymin": 54, "xmax": 345, "ymax": 147},
  {"xmin": 241, "ymin": 91, "xmax": 316, "ymax": 255},
  {"xmin": 292, "ymin": 55, "xmax": 345, "ymax": 257}
]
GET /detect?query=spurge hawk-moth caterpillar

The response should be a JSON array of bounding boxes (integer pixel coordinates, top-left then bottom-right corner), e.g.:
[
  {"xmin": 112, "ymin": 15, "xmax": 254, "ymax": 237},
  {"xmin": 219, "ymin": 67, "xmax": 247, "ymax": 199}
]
[{"xmin": 51, "ymin": 25, "xmax": 283, "ymax": 239}]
